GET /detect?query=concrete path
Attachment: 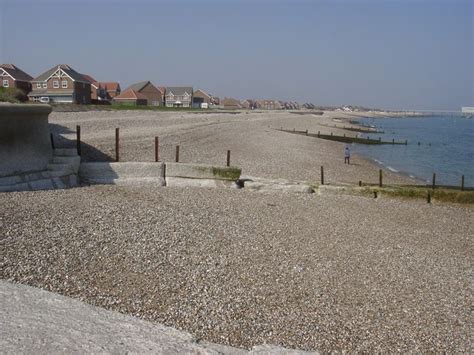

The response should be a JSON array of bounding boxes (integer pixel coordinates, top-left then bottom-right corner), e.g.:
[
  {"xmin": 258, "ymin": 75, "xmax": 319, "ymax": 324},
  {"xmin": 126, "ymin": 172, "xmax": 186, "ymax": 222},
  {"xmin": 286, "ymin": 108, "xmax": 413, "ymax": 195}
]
[{"xmin": 0, "ymin": 281, "xmax": 311, "ymax": 354}]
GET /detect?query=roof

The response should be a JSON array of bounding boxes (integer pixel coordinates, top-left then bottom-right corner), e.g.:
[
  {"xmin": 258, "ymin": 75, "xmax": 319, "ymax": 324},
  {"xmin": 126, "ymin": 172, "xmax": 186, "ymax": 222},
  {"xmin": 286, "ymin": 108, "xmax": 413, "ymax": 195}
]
[
  {"xmin": 98, "ymin": 82, "xmax": 120, "ymax": 92},
  {"xmin": 113, "ymin": 88, "xmax": 147, "ymax": 101},
  {"xmin": 81, "ymin": 74, "xmax": 97, "ymax": 85},
  {"xmin": 193, "ymin": 89, "xmax": 211, "ymax": 99},
  {"xmin": 127, "ymin": 81, "xmax": 151, "ymax": 92},
  {"xmin": 165, "ymin": 87, "xmax": 193, "ymax": 96},
  {"xmin": 0, "ymin": 64, "xmax": 33, "ymax": 81},
  {"xmin": 32, "ymin": 64, "xmax": 90, "ymax": 83}
]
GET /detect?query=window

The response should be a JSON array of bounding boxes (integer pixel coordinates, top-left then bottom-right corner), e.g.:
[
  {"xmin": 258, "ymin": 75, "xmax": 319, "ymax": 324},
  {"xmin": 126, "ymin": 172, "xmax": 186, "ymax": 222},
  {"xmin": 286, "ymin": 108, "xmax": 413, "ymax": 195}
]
[
  {"xmin": 62, "ymin": 80, "xmax": 68, "ymax": 88},
  {"xmin": 36, "ymin": 83, "xmax": 41, "ymax": 88},
  {"xmin": 53, "ymin": 80, "xmax": 59, "ymax": 88},
  {"xmin": 2, "ymin": 80, "xmax": 9, "ymax": 87},
  {"xmin": 42, "ymin": 82, "xmax": 47, "ymax": 88}
]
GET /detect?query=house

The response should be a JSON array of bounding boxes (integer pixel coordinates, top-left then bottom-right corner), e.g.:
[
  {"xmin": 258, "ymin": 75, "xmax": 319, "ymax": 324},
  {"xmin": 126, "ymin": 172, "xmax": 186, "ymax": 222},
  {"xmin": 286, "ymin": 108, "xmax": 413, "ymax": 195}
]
[
  {"xmin": 165, "ymin": 87, "xmax": 193, "ymax": 107},
  {"xmin": 240, "ymin": 99, "xmax": 256, "ymax": 110},
  {"xmin": 0, "ymin": 64, "xmax": 33, "ymax": 96},
  {"xmin": 112, "ymin": 88, "xmax": 147, "ymax": 106},
  {"xmin": 28, "ymin": 64, "xmax": 91, "ymax": 104},
  {"xmin": 192, "ymin": 89, "xmax": 212, "ymax": 108},
  {"xmin": 82, "ymin": 75, "xmax": 121, "ymax": 103},
  {"xmin": 126, "ymin": 81, "xmax": 163, "ymax": 106},
  {"xmin": 222, "ymin": 97, "xmax": 242, "ymax": 110},
  {"xmin": 211, "ymin": 96, "xmax": 220, "ymax": 106}
]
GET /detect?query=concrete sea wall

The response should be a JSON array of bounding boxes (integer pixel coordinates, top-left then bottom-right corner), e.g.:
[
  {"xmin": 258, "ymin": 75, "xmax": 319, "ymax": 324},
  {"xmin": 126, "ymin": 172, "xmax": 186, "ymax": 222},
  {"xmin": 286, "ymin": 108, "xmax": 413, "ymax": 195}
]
[{"xmin": 0, "ymin": 103, "xmax": 53, "ymax": 177}]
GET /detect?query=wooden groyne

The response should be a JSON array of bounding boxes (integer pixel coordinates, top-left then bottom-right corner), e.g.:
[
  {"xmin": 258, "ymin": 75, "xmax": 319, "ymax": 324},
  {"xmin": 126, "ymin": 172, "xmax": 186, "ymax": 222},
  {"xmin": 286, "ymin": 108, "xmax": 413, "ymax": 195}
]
[
  {"xmin": 321, "ymin": 123, "xmax": 384, "ymax": 134},
  {"xmin": 276, "ymin": 128, "xmax": 407, "ymax": 145}
]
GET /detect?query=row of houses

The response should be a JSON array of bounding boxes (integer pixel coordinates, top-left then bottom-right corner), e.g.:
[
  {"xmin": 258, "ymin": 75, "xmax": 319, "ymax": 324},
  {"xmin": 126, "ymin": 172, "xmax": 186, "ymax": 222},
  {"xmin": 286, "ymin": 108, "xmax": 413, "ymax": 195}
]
[
  {"xmin": 1, "ymin": 63, "xmax": 313, "ymax": 110},
  {"xmin": 0, "ymin": 63, "xmax": 219, "ymax": 108}
]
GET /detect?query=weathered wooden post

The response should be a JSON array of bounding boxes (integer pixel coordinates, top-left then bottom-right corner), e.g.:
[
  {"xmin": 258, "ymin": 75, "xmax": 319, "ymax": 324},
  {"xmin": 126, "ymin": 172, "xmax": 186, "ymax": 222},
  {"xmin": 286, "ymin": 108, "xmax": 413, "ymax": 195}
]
[
  {"xmin": 76, "ymin": 125, "xmax": 81, "ymax": 156},
  {"xmin": 392, "ymin": 138, "xmax": 394, "ymax": 144},
  {"xmin": 50, "ymin": 133, "xmax": 55, "ymax": 150},
  {"xmin": 226, "ymin": 150, "xmax": 231, "ymax": 167},
  {"xmin": 405, "ymin": 140, "xmax": 408, "ymax": 145},
  {"xmin": 379, "ymin": 169, "xmax": 383, "ymax": 187},
  {"xmin": 320, "ymin": 166, "xmax": 324, "ymax": 185},
  {"xmin": 293, "ymin": 128, "xmax": 295, "ymax": 132},
  {"xmin": 318, "ymin": 131, "xmax": 320, "ymax": 137},
  {"xmin": 359, "ymin": 180, "xmax": 362, "ymax": 187},
  {"xmin": 175, "ymin": 145, "xmax": 180, "ymax": 162},
  {"xmin": 155, "ymin": 136, "xmax": 159, "ymax": 162},
  {"xmin": 427, "ymin": 191, "xmax": 431, "ymax": 204},
  {"xmin": 432, "ymin": 173, "xmax": 436, "ymax": 190},
  {"xmin": 115, "ymin": 127, "xmax": 120, "ymax": 162},
  {"xmin": 330, "ymin": 132, "xmax": 333, "ymax": 136},
  {"xmin": 305, "ymin": 129, "xmax": 308, "ymax": 135},
  {"xmin": 461, "ymin": 175, "xmax": 465, "ymax": 191}
]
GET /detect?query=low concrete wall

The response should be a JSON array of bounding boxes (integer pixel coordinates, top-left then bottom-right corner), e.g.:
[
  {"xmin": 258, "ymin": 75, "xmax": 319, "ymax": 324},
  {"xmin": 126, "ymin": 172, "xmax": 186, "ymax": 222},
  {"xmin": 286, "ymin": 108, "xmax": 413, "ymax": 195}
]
[
  {"xmin": 0, "ymin": 103, "xmax": 53, "ymax": 177},
  {"xmin": 165, "ymin": 163, "xmax": 242, "ymax": 188},
  {"xmin": 79, "ymin": 162, "xmax": 165, "ymax": 185}
]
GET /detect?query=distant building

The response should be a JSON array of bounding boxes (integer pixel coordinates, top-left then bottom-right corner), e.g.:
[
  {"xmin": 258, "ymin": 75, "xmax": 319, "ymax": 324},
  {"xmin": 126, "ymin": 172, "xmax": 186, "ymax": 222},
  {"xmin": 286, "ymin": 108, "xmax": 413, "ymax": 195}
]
[
  {"xmin": 255, "ymin": 99, "xmax": 282, "ymax": 110},
  {"xmin": 112, "ymin": 88, "xmax": 147, "ymax": 105},
  {"xmin": 165, "ymin": 87, "xmax": 193, "ymax": 107},
  {"xmin": 0, "ymin": 64, "xmax": 33, "ymax": 96},
  {"xmin": 222, "ymin": 97, "xmax": 241, "ymax": 110},
  {"xmin": 83, "ymin": 74, "xmax": 121, "ymax": 103},
  {"xmin": 461, "ymin": 107, "xmax": 474, "ymax": 113},
  {"xmin": 29, "ymin": 64, "xmax": 91, "ymax": 104},
  {"xmin": 192, "ymin": 89, "xmax": 212, "ymax": 108},
  {"xmin": 126, "ymin": 81, "xmax": 163, "ymax": 106}
]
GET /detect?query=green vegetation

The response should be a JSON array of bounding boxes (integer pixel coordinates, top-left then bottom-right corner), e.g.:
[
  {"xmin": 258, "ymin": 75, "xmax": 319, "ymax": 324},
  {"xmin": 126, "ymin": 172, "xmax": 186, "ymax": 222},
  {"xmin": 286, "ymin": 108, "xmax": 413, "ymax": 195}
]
[
  {"xmin": 0, "ymin": 87, "xmax": 27, "ymax": 103},
  {"xmin": 212, "ymin": 167, "xmax": 242, "ymax": 180},
  {"xmin": 364, "ymin": 186, "xmax": 474, "ymax": 204}
]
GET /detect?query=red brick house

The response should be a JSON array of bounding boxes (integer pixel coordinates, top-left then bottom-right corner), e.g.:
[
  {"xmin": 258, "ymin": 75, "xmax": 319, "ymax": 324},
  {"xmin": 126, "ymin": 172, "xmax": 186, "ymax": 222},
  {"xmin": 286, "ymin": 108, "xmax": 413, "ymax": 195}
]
[
  {"xmin": 222, "ymin": 97, "xmax": 242, "ymax": 110},
  {"xmin": 82, "ymin": 74, "xmax": 121, "ymax": 103},
  {"xmin": 0, "ymin": 64, "xmax": 33, "ymax": 96},
  {"xmin": 28, "ymin": 64, "xmax": 91, "ymax": 104},
  {"xmin": 112, "ymin": 88, "xmax": 147, "ymax": 106},
  {"xmin": 125, "ymin": 81, "xmax": 163, "ymax": 106}
]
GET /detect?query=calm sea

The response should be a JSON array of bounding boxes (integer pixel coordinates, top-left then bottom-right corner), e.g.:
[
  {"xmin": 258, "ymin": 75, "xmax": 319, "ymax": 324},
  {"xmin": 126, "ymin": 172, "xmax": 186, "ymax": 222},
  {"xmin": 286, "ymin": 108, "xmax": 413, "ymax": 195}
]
[{"xmin": 351, "ymin": 115, "xmax": 474, "ymax": 187}]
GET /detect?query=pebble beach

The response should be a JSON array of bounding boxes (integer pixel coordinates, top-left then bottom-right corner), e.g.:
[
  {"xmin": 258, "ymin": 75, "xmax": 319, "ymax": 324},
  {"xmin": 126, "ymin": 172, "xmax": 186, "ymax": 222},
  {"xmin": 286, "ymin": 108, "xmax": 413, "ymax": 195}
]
[{"xmin": 1, "ymin": 109, "xmax": 472, "ymax": 352}]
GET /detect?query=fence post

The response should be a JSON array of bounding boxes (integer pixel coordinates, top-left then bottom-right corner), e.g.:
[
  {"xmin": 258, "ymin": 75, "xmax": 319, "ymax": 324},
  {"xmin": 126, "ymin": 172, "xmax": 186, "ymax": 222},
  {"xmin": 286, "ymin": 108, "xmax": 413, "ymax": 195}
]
[
  {"xmin": 359, "ymin": 180, "xmax": 362, "ymax": 187},
  {"xmin": 305, "ymin": 129, "xmax": 308, "ymax": 135},
  {"xmin": 50, "ymin": 133, "xmax": 55, "ymax": 150},
  {"xmin": 318, "ymin": 131, "xmax": 320, "ymax": 137},
  {"xmin": 392, "ymin": 138, "xmax": 394, "ymax": 144},
  {"xmin": 461, "ymin": 175, "xmax": 464, "ymax": 191},
  {"xmin": 432, "ymin": 173, "xmax": 436, "ymax": 190},
  {"xmin": 76, "ymin": 125, "xmax": 81, "ymax": 156},
  {"xmin": 175, "ymin": 145, "xmax": 180, "ymax": 162},
  {"xmin": 320, "ymin": 166, "xmax": 324, "ymax": 185},
  {"xmin": 405, "ymin": 140, "xmax": 408, "ymax": 145},
  {"xmin": 379, "ymin": 169, "xmax": 383, "ymax": 187},
  {"xmin": 115, "ymin": 128, "xmax": 120, "ymax": 162},
  {"xmin": 155, "ymin": 136, "xmax": 159, "ymax": 162},
  {"xmin": 427, "ymin": 191, "xmax": 431, "ymax": 204},
  {"xmin": 226, "ymin": 150, "xmax": 231, "ymax": 167}
]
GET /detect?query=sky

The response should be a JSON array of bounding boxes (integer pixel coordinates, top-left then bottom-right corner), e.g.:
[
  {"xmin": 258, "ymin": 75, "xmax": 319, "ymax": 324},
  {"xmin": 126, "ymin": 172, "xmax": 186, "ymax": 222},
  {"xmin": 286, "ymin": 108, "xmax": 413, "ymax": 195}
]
[{"xmin": 0, "ymin": 0, "xmax": 472, "ymax": 110}]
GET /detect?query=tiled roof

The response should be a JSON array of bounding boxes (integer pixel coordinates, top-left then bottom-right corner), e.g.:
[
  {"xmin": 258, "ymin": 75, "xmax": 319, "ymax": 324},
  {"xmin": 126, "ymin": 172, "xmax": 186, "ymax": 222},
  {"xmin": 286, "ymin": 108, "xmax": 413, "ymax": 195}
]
[
  {"xmin": 98, "ymin": 82, "xmax": 120, "ymax": 92},
  {"xmin": 32, "ymin": 64, "xmax": 90, "ymax": 83},
  {"xmin": 127, "ymin": 81, "xmax": 150, "ymax": 92},
  {"xmin": 81, "ymin": 74, "xmax": 97, "ymax": 85},
  {"xmin": 0, "ymin": 64, "xmax": 33, "ymax": 81},
  {"xmin": 113, "ymin": 88, "xmax": 147, "ymax": 100}
]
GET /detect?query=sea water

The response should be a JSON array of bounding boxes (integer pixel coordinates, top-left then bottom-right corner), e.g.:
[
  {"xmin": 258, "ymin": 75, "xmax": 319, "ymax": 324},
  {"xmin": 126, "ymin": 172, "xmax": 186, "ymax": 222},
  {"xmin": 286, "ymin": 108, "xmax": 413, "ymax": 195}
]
[{"xmin": 351, "ymin": 115, "xmax": 473, "ymax": 187}]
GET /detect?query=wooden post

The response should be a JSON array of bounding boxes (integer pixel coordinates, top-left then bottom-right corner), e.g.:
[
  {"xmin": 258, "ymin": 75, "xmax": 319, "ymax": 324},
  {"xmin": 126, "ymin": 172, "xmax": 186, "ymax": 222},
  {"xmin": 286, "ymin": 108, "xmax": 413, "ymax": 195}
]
[
  {"xmin": 293, "ymin": 128, "xmax": 295, "ymax": 132},
  {"xmin": 379, "ymin": 137, "xmax": 381, "ymax": 142},
  {"xmin": 305, "ymin": 129, "xmax": 308, "ymax": 135},
  {"xmin": 359, "ymin": 180, "xmax": 362, "ymax": 187},
  {"xmin": 432, "ymin": 173, "xmax": 436, "ymax": 190},
  {"xmin": 155, "ymin": 136, "xmax": 159, "ymax": 162},
  {"xmin": 226, "ymin": 150, "xmax": 231, "ymax": 167},
  {"xmin": 405, "ymin": 140, "xmax": 408, "ymax": 145},
  {"xmin": 392, "ymin": 138, "xmax": 394, "ymax": 144},
  {"xmin": 175, "ymin": 145, "xmax": 180, "ymax": 162},
  {"xmin": 76, "ymin": 125, "xmax": 81, "ymax": 156},
  {"xmin": 50, "ymin": 133, "xmax": 55, "ymax": 150},
  {"xmin": 115, "ymin": 128, "xmax": 120, "ymax": 162},
  {"xmin": 427, "ymin": 192, "xmax": 431, "ymax": 204},
  {"xmin": 379, "ymin": 169, "xmax": 383, "ymax": 187},
  {"xmin": 330, "ymin": 132, "xmax": 333, "ymax": 136},
  {"xmin": 320, "ymin": 166, "xmax": 324, "ymax": 185},
  {"xmin": 343, "ymin": 133, "xmax": 346, "ymax": 137},
  {"xmin": 461, "ymin": 175, "xmax": 464, "ymax": 191},
  {"xmin": 318, "ymin": 131, "xmax": 320, "ymax": 137}
]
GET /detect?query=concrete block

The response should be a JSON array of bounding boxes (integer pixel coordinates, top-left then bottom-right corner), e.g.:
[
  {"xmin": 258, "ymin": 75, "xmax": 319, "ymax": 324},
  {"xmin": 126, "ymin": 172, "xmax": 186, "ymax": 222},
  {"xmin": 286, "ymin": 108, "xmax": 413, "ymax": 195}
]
[
  {"xmin": 79, "ymin": 162, "xmax": 165, "ymax": 186},
  {"xmin": 243, "ymin": 176, "xmax": 314, "ymax": 194},
  {"xmin": 52, "ymin": 177, "xmax": 67, "ymax": 189},
  {"xmin": 68, "ymin": 175, "xmax": 79, "ymax": 187},
  {"xmin": 47, "ymin": 163, "xmax": 75, "ymax": 176},
  {"xmin": 52, "ymin": 156, "xmax": 81, "ymax": 174},
  {"xmin": 0, "ymin": 183, "xmax": 30, "ymax": 192},
  {"xmin": 165, "ymin": 177, "xmax": 236, "ymax": 188},
  {"xmin": 165, "ymin": 163, "xmax": 241, "ymax": 181},
  {"xmin": 28, "ymin": 179, "xmax": 54, "ymax": 191},
  {"xmin": 0, "ymin": 175, "xmax": 21, "ymax": 187},
  {"xmin": 54, "ymin": 148, "xmax": 78, "ymax": 157}
]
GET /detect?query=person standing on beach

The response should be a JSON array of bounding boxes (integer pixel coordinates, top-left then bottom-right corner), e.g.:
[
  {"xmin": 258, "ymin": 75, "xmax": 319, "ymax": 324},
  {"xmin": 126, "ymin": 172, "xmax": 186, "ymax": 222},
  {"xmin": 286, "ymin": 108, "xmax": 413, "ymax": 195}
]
[{"xmin": 344, "ymin": 145, "xmax": 351, "ymax": 164}]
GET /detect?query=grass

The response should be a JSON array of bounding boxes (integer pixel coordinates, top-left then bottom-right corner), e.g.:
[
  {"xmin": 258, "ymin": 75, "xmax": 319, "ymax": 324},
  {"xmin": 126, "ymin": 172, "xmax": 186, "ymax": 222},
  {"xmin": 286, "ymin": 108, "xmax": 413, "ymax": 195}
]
[{"xmin": 364, "ymin": 186, "xmax": 474, "ymax": 204}]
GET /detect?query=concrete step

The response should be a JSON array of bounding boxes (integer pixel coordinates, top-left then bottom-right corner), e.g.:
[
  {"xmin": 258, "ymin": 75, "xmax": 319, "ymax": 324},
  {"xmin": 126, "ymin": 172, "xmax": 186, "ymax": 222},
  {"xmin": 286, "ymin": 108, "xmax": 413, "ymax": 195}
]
[
  {"xmin": 47, "ymin": 163, "xmax": 74, "ymax": 175},
  {"xmin": 52, "ymin": 156, "xmax": 81, "ymax": 174},
  {"xmin": 54, "ymin": 148, "xmax": 78, "ymax": 157}
]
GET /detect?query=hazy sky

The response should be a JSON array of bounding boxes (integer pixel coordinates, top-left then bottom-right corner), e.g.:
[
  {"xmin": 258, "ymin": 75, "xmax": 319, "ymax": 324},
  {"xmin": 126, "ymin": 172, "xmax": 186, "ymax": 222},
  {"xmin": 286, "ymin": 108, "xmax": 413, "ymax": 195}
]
[{"xmin": 0, "ymin": 0, "xmax": 472, "ymax": 110}]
